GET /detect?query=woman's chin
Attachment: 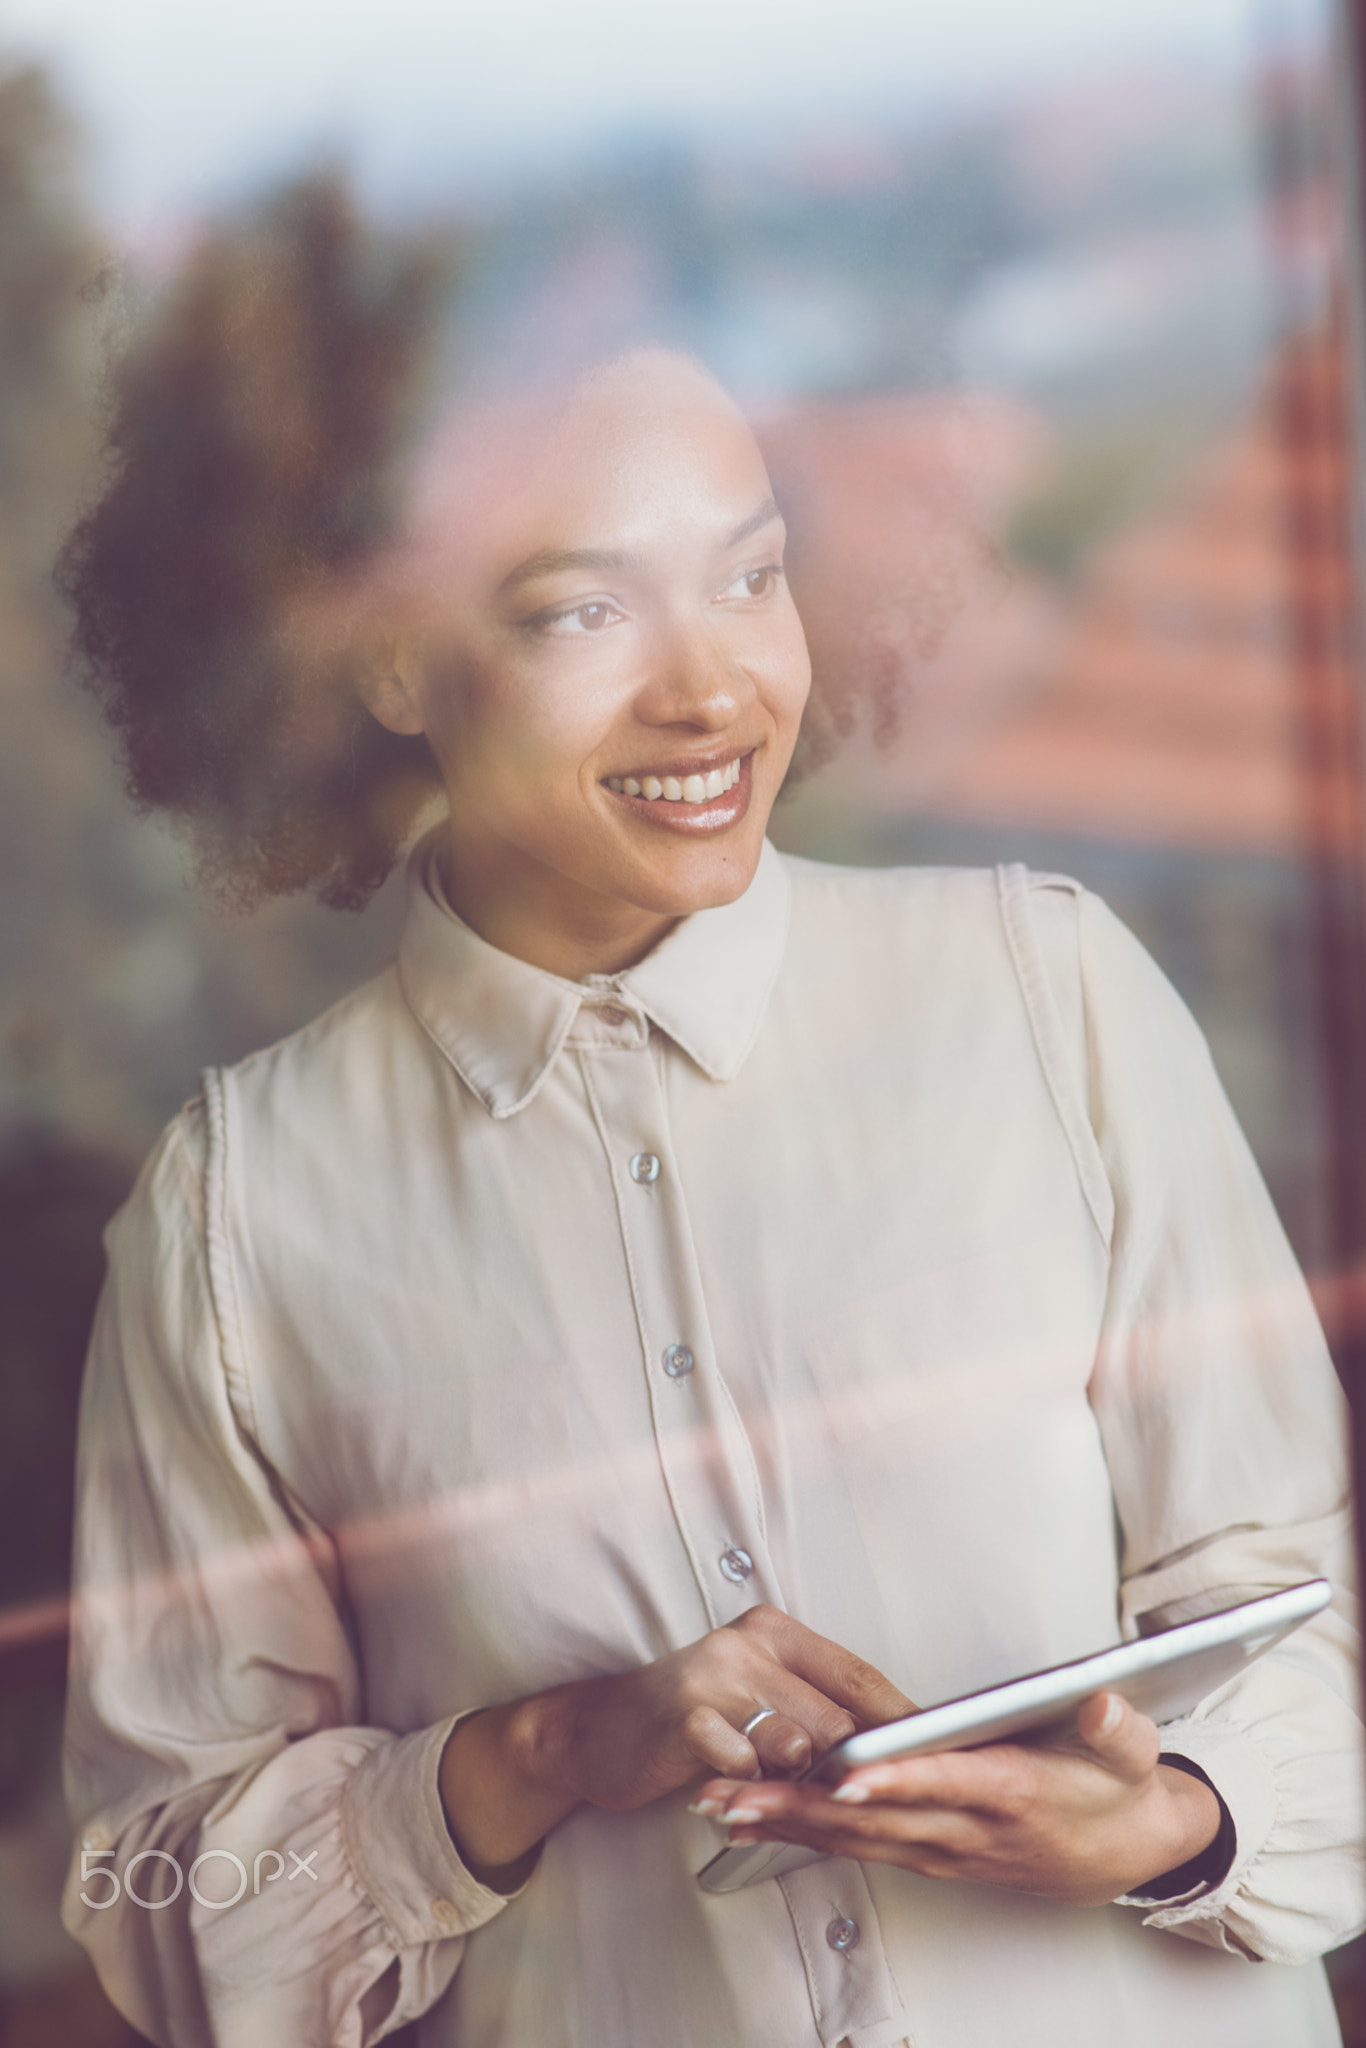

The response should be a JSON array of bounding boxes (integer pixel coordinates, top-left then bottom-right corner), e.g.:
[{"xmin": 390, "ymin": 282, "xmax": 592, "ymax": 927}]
[{"xmin": 610, "ymin": 823, "xmax": 769, "ymax": 919}]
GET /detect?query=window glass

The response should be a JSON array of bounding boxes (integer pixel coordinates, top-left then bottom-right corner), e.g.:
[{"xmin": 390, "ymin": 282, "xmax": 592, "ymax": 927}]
[{"xmin": 0, "ymin": 0, "xmax": 1360, "ymax": 2037}]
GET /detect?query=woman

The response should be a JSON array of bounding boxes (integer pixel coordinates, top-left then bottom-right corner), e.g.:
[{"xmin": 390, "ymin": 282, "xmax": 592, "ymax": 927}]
[{"xmin": 58, "ymin": 204, "xmax": 1361, "ymax": 2048}]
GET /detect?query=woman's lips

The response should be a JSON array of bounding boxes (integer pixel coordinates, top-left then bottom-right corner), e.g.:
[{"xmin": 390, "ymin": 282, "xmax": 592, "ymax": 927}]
[{"xmin": 604, "ymin": 751, "xmax": 755, "ymax": 834}]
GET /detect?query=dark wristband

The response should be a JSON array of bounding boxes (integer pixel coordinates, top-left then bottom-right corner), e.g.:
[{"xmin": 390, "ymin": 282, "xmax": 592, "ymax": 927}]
[{"xmin": 1127, "ymin": 1754, "xmax": 1236, "ymax": 1902}]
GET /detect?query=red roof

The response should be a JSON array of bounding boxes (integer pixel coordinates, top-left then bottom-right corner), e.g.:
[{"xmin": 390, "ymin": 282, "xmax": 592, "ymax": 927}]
[{"xmin": 766, "ymin": 319, "xmax": 1362, "ymax": 862}]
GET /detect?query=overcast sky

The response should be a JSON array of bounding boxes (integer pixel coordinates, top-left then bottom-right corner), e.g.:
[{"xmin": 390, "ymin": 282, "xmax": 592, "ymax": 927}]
[{"xmin": 0, "ymin": 0, "xmax": 1322, "ymax": 230}]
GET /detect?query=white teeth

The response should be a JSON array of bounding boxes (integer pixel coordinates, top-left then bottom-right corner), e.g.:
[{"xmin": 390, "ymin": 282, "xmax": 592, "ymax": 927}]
[{"xmin": 612, "ymin": 757, "xmax": 745, "ymax": 803}]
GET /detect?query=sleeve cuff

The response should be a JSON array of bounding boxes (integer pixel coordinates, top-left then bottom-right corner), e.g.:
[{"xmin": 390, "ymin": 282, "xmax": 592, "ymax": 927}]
[
  {"xmin": 341, "ymin": 1714, "xmax": 520, "ymax": 1949},
  {"xmin": 1123, "ymin": 1755, "xmax": 1236, "ymax": 1902},
  {"xmin": 1112, "ymin": 1717, "xmax": 1277, "ymax": 1946}
]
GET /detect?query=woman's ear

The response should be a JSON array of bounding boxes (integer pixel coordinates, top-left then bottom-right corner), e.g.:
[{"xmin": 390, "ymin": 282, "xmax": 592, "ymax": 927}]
[{"xmin": 356, "ymin": 639, "xmax": 427, "ymax": 737}]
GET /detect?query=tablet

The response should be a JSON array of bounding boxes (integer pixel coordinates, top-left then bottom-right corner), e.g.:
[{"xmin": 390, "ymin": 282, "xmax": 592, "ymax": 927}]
[{"xmin": 697, "ymin": 1579, "xmax": 1331, "ymax": 1894}]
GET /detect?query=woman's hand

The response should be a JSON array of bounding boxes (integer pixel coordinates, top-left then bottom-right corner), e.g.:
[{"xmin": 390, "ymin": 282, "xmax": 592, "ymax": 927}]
[
  {"xmin": 438, "ymin": 1605, "xmax": 911, "ymax": 1889},
  {"xmin": 694, "ymin": 1691, "xmax": 1222, "ymax": 1907}
]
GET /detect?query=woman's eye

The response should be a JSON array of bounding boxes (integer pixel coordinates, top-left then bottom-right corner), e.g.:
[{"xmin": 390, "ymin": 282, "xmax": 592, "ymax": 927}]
[
  {"xmin": 723, "ymin": 564, "xmax": 780, "ymax": 602},
  {"xmin": 553, "ymin": 600, "xmax": 622, "ymax": 634}
]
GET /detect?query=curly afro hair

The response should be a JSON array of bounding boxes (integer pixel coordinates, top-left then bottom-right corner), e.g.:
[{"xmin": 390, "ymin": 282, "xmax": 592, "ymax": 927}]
[
  {"xmin": 58, "ymin": 175, "xmax": 450, "ymax": 910},
  {"xmin": 60, "ymin": 175, "xmax": 979, "ymax": 913}
]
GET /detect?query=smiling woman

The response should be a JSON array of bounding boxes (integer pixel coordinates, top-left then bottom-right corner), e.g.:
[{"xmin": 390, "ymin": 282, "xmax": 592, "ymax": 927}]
[
  {"xmin": 352, "ymin": 352, "xmax": 811, "ymax": 979},
  {"xmin": 56, "ymin": 174, "xmax": 1363, "ymax": 2048}
]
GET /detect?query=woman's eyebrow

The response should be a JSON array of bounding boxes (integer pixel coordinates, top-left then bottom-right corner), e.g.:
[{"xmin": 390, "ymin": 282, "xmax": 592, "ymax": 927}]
[
  {"xmin": 722, "ymin": 496, "xmax": 782, "ymax": 550},
  {"xmin": 497, "ymin": 544, "xmax": 645, "ymax": 596},
  {"xmin": 496, "ymin": 499, "xmax": 783, "ymax": 599}
]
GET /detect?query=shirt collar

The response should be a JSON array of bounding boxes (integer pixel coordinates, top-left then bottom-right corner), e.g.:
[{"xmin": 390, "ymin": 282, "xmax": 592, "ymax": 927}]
[{"xmin": 397, "ymin": 832, "xmax": 791, "ymax": 1118}]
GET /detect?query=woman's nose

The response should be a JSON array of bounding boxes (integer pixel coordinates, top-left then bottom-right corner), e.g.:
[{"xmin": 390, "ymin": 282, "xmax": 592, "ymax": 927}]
[{"xmin": 634, "ymin": 615, "xmax": 754, "ymax": 730}]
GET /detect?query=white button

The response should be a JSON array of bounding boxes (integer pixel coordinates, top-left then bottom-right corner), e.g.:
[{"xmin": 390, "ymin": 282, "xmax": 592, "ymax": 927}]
[
  {"xmin": 432, "ymin": 1898, "xmax": 461, "ymax": 1928},
  {"xmin": 826, "ymin": 1916, "xmax": 860, "ymax": 1952},
  {"xmin": 629, "ymin": 1152, "xmax": 660, "ymax": 1184},
  {"xmin": 663, "ymin": 1343, "xmax": 694, "ymax": 1379},
  {"xmin": 719, "ymin": 1546, "xmax": 753, "ymax": 1584}
]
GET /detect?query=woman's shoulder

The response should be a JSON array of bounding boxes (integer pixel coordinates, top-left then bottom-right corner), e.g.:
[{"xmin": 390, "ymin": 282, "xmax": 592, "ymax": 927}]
[
  {"xmin": 774, "ymin": 848, "xmax": 1088, "ymax": 940},
  {"xmin": 771, "ymin": 851, "xmax": 1186, "ymax": 1051},
  {"xmin": 109, "ymin": 968, "xmax": 412, "ymax": 1233},
  {"xmin": 191, "ymin": 961, "xmax": 439, "ymax": 1177}
]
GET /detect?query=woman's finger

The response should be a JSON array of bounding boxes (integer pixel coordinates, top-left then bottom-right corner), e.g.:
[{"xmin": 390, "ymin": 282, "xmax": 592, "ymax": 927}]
[
  {"xmin": 733, "ymin": 1607, "xmax": 914, "ymax": 1728},
  {"xmin": 718, "ymin": 1788, "xmax": 974, "ymax": 1871},
  {"xmin": 702, "ymin": 1651, "xmax": 865, "ymax": 1755},
  {"xmin": 747, "ymin": 1712, "xmax": 813, "ymax": 1778},
  {"xmin": 746, "ymin": 1668, "xmax": 861, "ymax": 1754},
  {"xmin": 679, "ymin": 1706, "xmax": 760, "ymax": 1778},
  {"xmin": 694, "ymin": 1774, "xmax": 961, "ymax": 1846},
  {"xmin": 1073, "ymin": 1692, "xmax": 1160, "ymax": 1781},
  {"xmin": 722, "ymin": 1813, "xmax": 969, "ymax": 1879}
]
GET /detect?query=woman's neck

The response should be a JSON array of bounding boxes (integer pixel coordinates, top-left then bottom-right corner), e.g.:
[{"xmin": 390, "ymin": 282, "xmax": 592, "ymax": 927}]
[{"xmin": 438, "ymin": 827, "xmax": 680, "ymax": 981}]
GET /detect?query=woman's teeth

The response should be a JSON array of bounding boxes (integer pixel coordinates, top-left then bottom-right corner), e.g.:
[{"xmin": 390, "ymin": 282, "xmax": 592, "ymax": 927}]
[{"xmin": 606, "ymin": 759, "xmax": 742, "ymax": 804}]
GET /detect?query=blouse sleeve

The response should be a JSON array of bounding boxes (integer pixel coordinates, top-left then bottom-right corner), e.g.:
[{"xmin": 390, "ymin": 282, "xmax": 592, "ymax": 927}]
[
  {"xmin": 61, "ymin": 1105, "xmax": 513, "ymax": 2048},
  {"xmin": 1067, "ymin": 887, "xmax": 1366, "ymax": 1963}
]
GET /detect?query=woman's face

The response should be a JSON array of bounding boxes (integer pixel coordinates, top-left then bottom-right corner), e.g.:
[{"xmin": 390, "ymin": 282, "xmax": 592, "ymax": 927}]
[{"xmin": 367, "ymin": 352, "xmax": 812, "ymax": 975}]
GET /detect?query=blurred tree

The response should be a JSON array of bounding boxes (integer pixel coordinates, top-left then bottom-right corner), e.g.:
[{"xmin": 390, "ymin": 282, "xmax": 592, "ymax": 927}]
[
  {"xmin": 0, "ymin": 62, "xmax": 111, "ymax": 1147},
  {"xmin": 0, "ymin": 63, "xmax": 98, "ymax": 603}
]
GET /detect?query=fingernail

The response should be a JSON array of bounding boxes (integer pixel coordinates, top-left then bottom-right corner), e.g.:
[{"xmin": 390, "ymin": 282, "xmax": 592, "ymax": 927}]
[
  {"xmin": 831, "ymin": 1781, "xmax": 871, "ymax": 1804},
  {"xmin": 726, "ymin": 1828, "xmax": 759, "ymax": 1844},
  {"xmin": 1099, "ymin": 1694, "xmax": 1123, "ymax": 1736},
  {"xmin": 722, "ymin": 1803, "xmax": 765, "ymax": 1824},
  {"xmin": 687, "ymin": 1797, "xmax": 724, "ymax": 1817}
]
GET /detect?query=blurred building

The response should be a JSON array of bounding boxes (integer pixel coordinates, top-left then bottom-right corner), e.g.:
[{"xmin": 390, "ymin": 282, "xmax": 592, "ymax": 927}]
[{"xmin": 902, "ymin": 318, "xmax": 1358, "ymax": 861}]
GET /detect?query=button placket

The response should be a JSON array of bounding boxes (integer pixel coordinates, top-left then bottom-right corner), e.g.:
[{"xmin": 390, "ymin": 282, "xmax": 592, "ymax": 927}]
[
  {"xmin": 578, "ymin": 1047, "xmax": 777, "ymax": 1627},
  {"xmin": 777, "ymin": 1863, "xmax": 908, "ymax": 2048}
]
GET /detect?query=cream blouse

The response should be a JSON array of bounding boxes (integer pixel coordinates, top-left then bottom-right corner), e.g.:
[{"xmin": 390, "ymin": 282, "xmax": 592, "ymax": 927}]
[{"xmin": 62, "ymin": 840, "xmax": 1363, "ymax": 2048}]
